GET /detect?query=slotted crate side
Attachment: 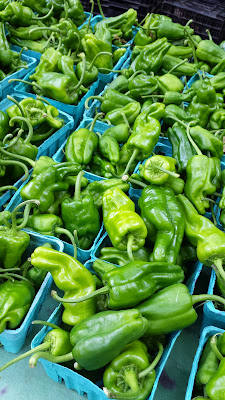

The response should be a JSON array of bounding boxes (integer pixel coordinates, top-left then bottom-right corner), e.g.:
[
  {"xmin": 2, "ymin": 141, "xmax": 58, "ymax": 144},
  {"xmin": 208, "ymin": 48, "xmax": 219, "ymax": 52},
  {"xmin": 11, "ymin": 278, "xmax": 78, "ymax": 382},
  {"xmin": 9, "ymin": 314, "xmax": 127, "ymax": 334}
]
[{"xmin": 158, "ymin": 0, "xmax": 225, "ymax": 43}]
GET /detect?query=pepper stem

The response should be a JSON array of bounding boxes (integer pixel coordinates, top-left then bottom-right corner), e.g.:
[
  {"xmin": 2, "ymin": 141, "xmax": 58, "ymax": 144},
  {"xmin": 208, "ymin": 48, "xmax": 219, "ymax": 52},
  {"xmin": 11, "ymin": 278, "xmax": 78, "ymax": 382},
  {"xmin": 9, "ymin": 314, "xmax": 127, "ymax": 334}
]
[
  {"xmin": 29, "ymin": 27, "xmax": 61, "ymax": 36},
  {"xmin": 146, "ymin": 13, "xmax": 153, "ymax": 36},
  {"xmin": 85, "ymin": 95, "xmax": 103, "ymax": 109},
  {"xmin": 210, "ymin": 334, "xmax": 223, "ymax": 361},
  {"xmin": 206, "ymin": 29, "xmax": 213, "ymax": 41},
  {"xmin": 212, "ymin": 259, "xmax": 225, "ymax": 284},
  {"xmin": 36, "ymin": 95, "xmax": 51, "ymax": 105},
  {"xmin": 90, "ymin": 112, "xmax": 104, "ymax": 131},
  {"xmin": 122, "ymin": 175, "xmax": 147, "ymax": 188},
  {"xmin": 89, "ymin": 52, "xmax": 112, "ymax": 70},
  {"xmin": 151, "ymin": 163, "xmax": 180, "ymax": 178},
  {"xmin": 7, "ymin": 95, "xmax": 25, "ymax": 118},
  {"xmin": 128, "ymin": 70, "xmax": 147, "ymax": 81},
  {"xmin": 51, "ymin": 285, "xmax": 109, "ymax": 303},
  {"xmin": 11, "ymin": 200, "xmax": 40, "ymax": 233},
  {"xmin": 127, "ymin": 234, "xmax": 134, "ymax": 261},
  {"xmin": 0, "ymin": 185, "xmax": 17, "ymax": 193},
  {"xmin": 9, "ymin": 116, "xmax": 34, "ymax": 144},
  {"xmin": 186, "ymin": 121, "xmax": 202, "ymax": 155},
  {"xmin": 0, "ymin": 147, "xmax": 36, "ymax": 168},
  {"xmin": 29, "ymin": 351, "xmax": 73, "ymax": 368},
  {"xmin": 55, "ymin": 227, "xmax": 77, "ymax": 259},
  {"xmin": 191, "ymin": 292, "xmax": 225, "ymax": 308},
  {"xmin": 16, "ymin": 203, "xmax": 34, "ymax": 230},
  {"xmin": 139, "ymin": 342, "xmax": 164, "ymax": 378},
  {"xmin": 8, "ymin": 79, "xmax": 45, "ymax": 94},
  {"xmin": 0, "ymin": 159, "xmax": 29, "ymax": 181},
  {"xmin": 167, "ymin": 58, "xmax": 188, "ymax": 75},
  {"xmin": 32, "ymin": 320, "xmax": 60, "ymax": 330},
  {"xmin": 86, "ymin": 0, "xmax": 94, "ymax": 33},
  {"xmin": 0, "ymin": 342, "xmax": 50, "ymax": 372},
  {"xmin": 103, "ymin": 386, "xmax": 140, "ymax": 399},
  {"xmin": 97, "ymin": 0, "xmax": 105, "ymax": 19},
  {"xmin": 32, "ymin": 3, "xmax": 54, "ymax": 20},
  {"xmin": 70, "ymin": 53, "xmax": 86, "ymax": 92},
  {"xmin": 120, "ymin": 148, "xmax": 139, "ymax": 177},
  {"xmin": 74, "ymin": 171, "xmax": 85, "ymax": 201},
  {"xmin": 2, "ymin": 129, "xmax": 23, "ymax": 150}
]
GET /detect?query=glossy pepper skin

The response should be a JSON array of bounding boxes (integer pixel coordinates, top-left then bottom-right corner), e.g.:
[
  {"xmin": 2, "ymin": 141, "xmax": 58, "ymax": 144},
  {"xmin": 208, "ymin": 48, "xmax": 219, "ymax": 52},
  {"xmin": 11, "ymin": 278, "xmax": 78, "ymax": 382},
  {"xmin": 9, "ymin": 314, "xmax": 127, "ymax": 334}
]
[
  {"xmin": 30, "ymin": 48, "xmax": 62, "ymax": 81},
  {"xmin": 20, "ymin": 163, "xmax": 82, "ymax": 213},
  {"xmin": 102, "ymin": 123, "xmax": 129, "ymax": 143},
  {"xmin": 65, "ymin": 128, "xmax": 98, "ymax": 165},
  {"xmin": 30, "ymin": 247, "xmax": 96, "ymax": 326},
  {"xmin": 0, "ymin": 110, "xmax": 9, "ymax": 140},
  {"xmin": 100, "ymin": 247, "xmax": 150, "ymax": 266},
  {"xmin": 196, "ymin": 40, "xmax": 225, "ymax": 65},
  {"xmin": 100, "ymin": 260, "xmax": 184, "ymax": 309},
  {"xmin": 81, "ymin": 33, "xmax": 113, "ymax": 72},
  {"xmin": 59, "ymin": 0, "xmax": 85, "ymax": 26},
  {"xmin": 81, "ymin": 178, "xmax": 130, "ymax": 209},
  {"xmin": 103, "ymin": 187, "xmax": 147, "ymax": 251},
  {"xmin": 167, "ymin": 124, "xmax": 196, "ymax": 175},
  {"xmin": 61, "ymin": 172, "xmax": 100, "ymax": 250},
  {"xmin": 162, "ymin": 55, "xmax": 197, "ymax": 77},
  {"xmin": 136, "ymin": 284, "xmax": 206, "ymax": 335},
  {"xmin": 104, "ymin": 102, "xmax": 141, "ymax": 126},
  {"xmin": 0, "ymin": 280, "xmax": 35, "ymax": 333},
  {"xmin": 0, "ymin": 2, "xmax": 35, "ymax": 26},
  {"xmin": 177, "ymin": 194, "xmax": 225, "ymax": 268},
  {"xmin": 69, "ymin": 309, "xmax": 148, "ymax": 370},
  {"xmin": 157, "ymin": 73, "xmax": 184, "ymax": 93},
  {"xmin": 205, "ymin": 358, "xmax": 225, "ymax": 400},
  {"xmin": 128, "ymin": 74, "xmax": 158, "ymax": 100},
  {"xmin": 131, "ymin": 38, "xmax": 171, "ymax": 74},
  {"xmin": 0, "ymin": 227, "xmax": 30, "ymax": 269},
  {"xmin": 196, "ymin": 340, "xmax": 219, "ymax": 386},
  {"xmin": 21, "ymin": 214, "xmax": 63, "ymax": 236},
  {"xmin": 139, "ymin": 155, "xmax": 178, "ymax": 185},
  {"xmin": 139, "ymin": 186, "xmax": 184, "ymax": 264},
  {"xmin": 126, "ymin": 114, "xmax": 161, "ymax": 161},
  {"xmin": 189, "ymin": 125, "xmax": 223, "ymax": 159},
  {"xmin": 103, "ymin": 340, "xmax": 156, "ymax": 400},
  {"xmin": 98, "ymin": 134, "xmax": 120, "ymax": 165},
  {"xmin": 184, "ymin": 155, "xmax": 221, "ymax": 215}
]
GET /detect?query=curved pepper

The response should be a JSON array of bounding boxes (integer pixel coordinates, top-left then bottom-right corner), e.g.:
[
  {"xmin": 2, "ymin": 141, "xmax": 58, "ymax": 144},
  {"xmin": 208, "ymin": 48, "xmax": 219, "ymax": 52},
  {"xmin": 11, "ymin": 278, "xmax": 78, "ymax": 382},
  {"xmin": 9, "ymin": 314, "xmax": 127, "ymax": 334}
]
[
  {"xmin": 30, "ymin": 246, "xmax": 96, "ymax": 326},
  {"xmin": 69, "ymin": 309, "xmax": 148, "ymax": 370},
  {"xmin": 103, "ymin": 187, "xmax": 147, "ymax": 252}
]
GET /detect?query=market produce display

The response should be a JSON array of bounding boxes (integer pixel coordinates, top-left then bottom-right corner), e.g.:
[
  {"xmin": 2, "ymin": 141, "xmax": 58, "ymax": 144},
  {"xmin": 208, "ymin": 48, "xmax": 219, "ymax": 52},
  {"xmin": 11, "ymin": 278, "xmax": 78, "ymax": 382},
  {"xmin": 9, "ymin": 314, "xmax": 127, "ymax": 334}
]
[{"xmin": 2, "ymin": 0, "xmax": 225, "ymax": 399}]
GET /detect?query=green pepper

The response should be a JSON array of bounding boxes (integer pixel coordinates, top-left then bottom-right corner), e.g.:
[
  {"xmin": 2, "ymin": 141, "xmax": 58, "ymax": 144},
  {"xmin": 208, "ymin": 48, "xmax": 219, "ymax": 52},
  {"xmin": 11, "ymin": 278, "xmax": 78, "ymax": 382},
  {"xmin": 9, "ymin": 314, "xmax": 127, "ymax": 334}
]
[
  {"xmin": 98, "ymin": 134, "xmax": 120, "ymax": 165},
  {"xmin": 55, "ymin": 260, "xmax": 184, "ymax": 309},
  {"xmin": 61, "ymin": 171, "xmax": 100, "ymax": 250},
  {"xmin": 205, "ymin": 358, "xmax": 225, "ymax": 400},
  {"xmin": 107, "ymin": 75, "xmax": 129, "ymax": 93},
  {"xmin": 196, "ymin": 340, "xmax": 220, "ymax": 386},
  {"xmin": 65, "ymin": 123, "xmax": 98, "ymax": 166},
  {"xmin": 21, "ymin": 214, "xmax": 63, "ymax": 236},
  {"xmin": 154, "ymin": 20, "xmax": 194, "ymax": 40},
  {"xmin": 0, "ymin": 21, "xmax": 10, "ymax": 51},
  {"xmin": 188, "ymin": 125, "xmax": 223, "ymax": 159},
  {"xmin": 90, "ymin": 154, "xmax": 117, "ymax": 178},
  {"xmin": 86, "ymin": 88, "xmax": 136, "ymax": 114},
  {"xmin": 139, "ymin": 155, "xmax": 179, "ymax": 185},
  {"xmin": 9, "ymin": 37, "xmax": 49, "ymax": 53},
  {"xmin": 185, "ymin": 155, "xmax": 221, "ymax": 215},
  {"xmin": 167, "ymin": 44, "xmax": 193, "ymax": 59},
  {"xmin": 59, "ymin": 0, "xmax": 85, "ymax": 26},
  {"xmin": 22, "ymin": 0, "xmax": 50, "ymax": 15},
  {"xmin": 103, "ymin": 340, "xmax": 159, "ymax": 400},
  {"xmin": 100, "ymin": 247, "xmax": 150, "ymax": 266},
  {"xmin": 0, "ymin": 110, "xmax": 9, "ymax": 140},
  {"xmin": 81, "ymin": 31, "xmax": 113, "ymax": 72},
  {"xmin": 7, "ymin": 24, "xmax": 44, "ymax": 41},
  {"xmin": 0, "ymin": 324, "xmax": 73, "ymax": 371},
  {"xmin": 131, "ymin": 38, "xmax": 171, "ymax": 74},
  {"xmin": 103, "ymin": 187, "xmax": 147, "ymax": 252},
  {"xmin": 127, "ymin": 73, "xmax": 158, "ymax": 100},
  {"xmin": 0, "ymin": 280, "xmax": 35, "ymax": 334},
  {"xmin": 69, "ymin": 309, "xmax": 148, "ymax": 370},
  {"xmin": 157, "ymin": 73, "xmax": 184, "ymax": 93},
  {"xmin": 139, "ymin": 185, "xmax": 184, "ymax": 264},
  {"xmin": 177, "ymin": 194, "xmax": 225, "ymax": 283},
  {"xmin": 137, "ymin": 283, "xmax": 225, "ymax": 335},
  {"xmin": 105, "ymin": 102, "xmax": 141, "ymax": 126},
  {"xmin": 164, "ymin": 104, "xmax": 197, "ymax": 126},
  {"xmin": 0, "ymin": 2, "xmax": 35, "ymax": 26},
  {"xmin": 20, "ymin": 162, "xmax": 82, "ymax": 213},
  {"xmin": 30, "ymin": 246, "xmax": 96, "ymax": 326},
  {"xmin": 162, "ymin": 55, "xmax": 197, "ymax": 77},
  {"xmin": 102, "ymin": 123, "xmax": 129, "ymax": 143},
  {"xmin": 112, "ymin": 48, "xmax": 126, "ymax": 64},
  {"xmin": 196, "ymin": 40, "xmax": 225, "ymax": 65},
  {"xmin": 81, "ymin": 178, "xmax": 130, "ymax": 209},
  {"xmin": 167, "ymin": 124, "xmax": 196, "ymax": 174}
]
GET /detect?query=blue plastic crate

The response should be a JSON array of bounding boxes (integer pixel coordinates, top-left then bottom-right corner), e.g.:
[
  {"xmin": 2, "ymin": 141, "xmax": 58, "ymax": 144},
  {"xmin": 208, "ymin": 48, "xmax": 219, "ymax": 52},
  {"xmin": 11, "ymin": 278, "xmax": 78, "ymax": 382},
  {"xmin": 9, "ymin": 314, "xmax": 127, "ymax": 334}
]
[
  {"xmin": 185, "ymin": 325, "xmax": 224, "ymax": 400},
  {"xmin": 9, "ymin": 12, "xmax": 92, "ymax": 60},
  {"xmin": 0, "ymin": 93, "xmax": 74, "ymax": 206},
  {"xmin": 0, "ymin": 231, "xmax": 64, "ymax": 354},
  {"xmin": 31, "ymin": 253, "xmax": 202, "ymax": 400},
  {"xmin": 0, "ymin": 50, "xmax": 37, "ymax": 100},
  {"xmin": 5, "ymin": 171, "xmax": 105, "ymax": 264}
]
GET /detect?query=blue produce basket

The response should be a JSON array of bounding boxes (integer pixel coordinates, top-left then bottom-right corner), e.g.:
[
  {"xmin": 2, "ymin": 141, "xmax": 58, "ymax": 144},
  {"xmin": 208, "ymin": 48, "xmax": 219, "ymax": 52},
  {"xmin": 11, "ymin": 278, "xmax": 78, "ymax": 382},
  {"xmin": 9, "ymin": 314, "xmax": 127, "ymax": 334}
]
[
  {"xmin": 0, "ymin": 50, "xmax": 37, "ymax": 100},
  {"xmin": 5, "ymin": 171, "xmax": 105, "ymax": 264},
  {"xmin": 9, "ymin": 12, "xmax": 92, "ymax": 61},
  {"xmin": 185, "ymin": 326, "xmax": 224, "ymax": 400},
  {"xmin": 31, "ymin": 253, "xmax": 202, "ymax": 400},
  {"xmin": 0, "ymin": 231, "xmax": 64, "ymax": 354},
  {"xmin": 0, "ymin": 93, "xmax": 74, "ymax": 207}
]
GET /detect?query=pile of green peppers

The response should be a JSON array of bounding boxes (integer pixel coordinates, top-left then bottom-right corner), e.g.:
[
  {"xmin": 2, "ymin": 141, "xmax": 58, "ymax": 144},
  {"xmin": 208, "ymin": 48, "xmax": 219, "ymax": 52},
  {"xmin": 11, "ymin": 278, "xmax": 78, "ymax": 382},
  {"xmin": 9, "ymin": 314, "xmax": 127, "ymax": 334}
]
[{"xmin": 2, "ymin": 3, "xmax": 225, "ymax": 400}]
